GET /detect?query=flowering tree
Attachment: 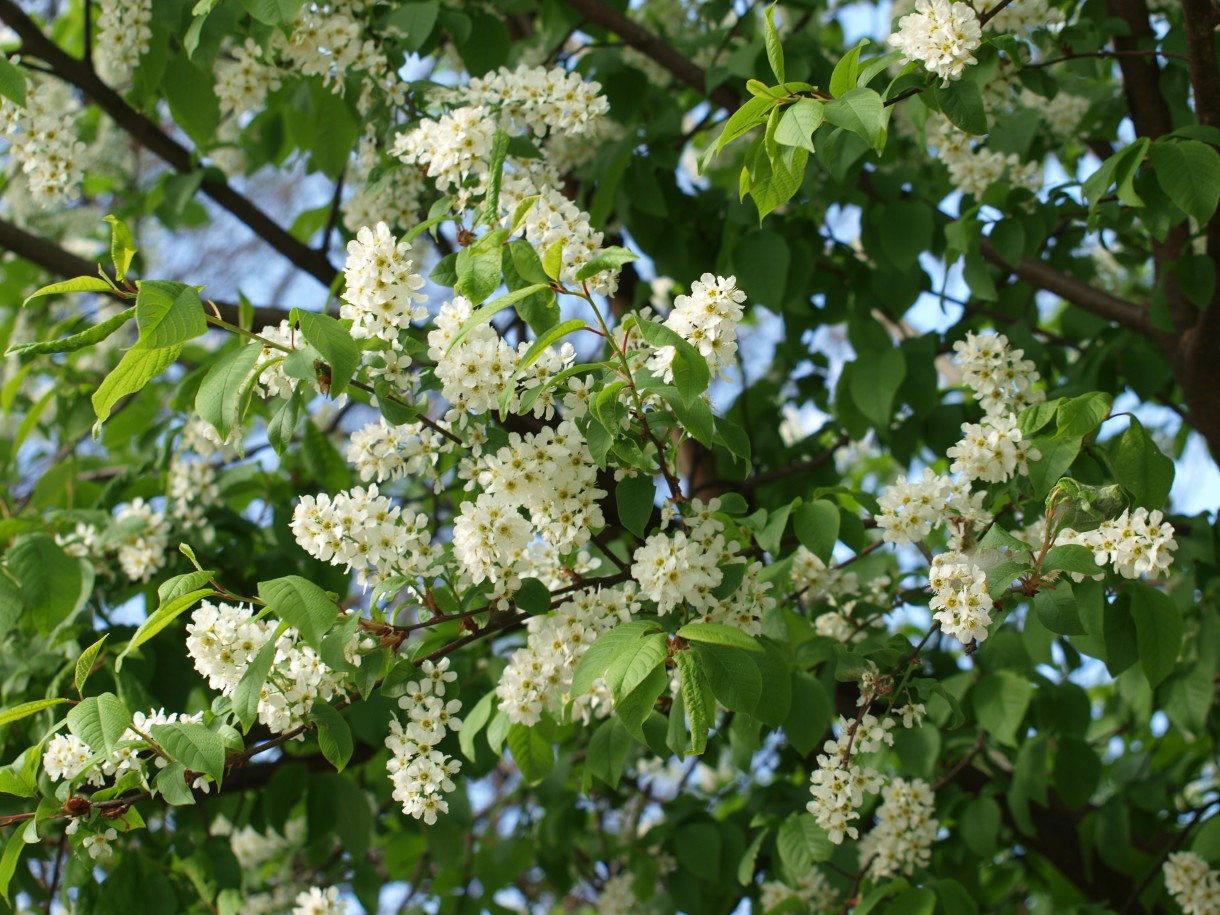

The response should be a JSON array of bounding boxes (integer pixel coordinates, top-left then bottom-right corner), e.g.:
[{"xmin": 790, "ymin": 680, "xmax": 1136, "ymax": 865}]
[{"xmin": 0, "ymin": 0, "xmax": 1216, "ymax": 912}]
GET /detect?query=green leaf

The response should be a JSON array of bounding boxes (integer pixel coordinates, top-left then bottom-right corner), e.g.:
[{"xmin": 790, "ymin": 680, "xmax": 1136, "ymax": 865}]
[
  {"xmin": 163, "ymin": 54, "xmax": 220, "ymax": 147},
  {"xmin": 1083, "ymin": 138, "xmax": 1149, "ymax": 209},
  {"xmin": 74, "ymin": 635, "xmax": 108, "ymax": 697},
  {"xmin": 117, "ymin": 588, "xmax": 215, "ymax": 671},
  {"xmin": 455, "ymin": 245, "xmax": 503, "ymax": 305},
  {"xmin": 267, "ymin": 389, "xmax": 303, "ymax": 455},
  {"xmin": 1110, "ymin": 418, "xmax": 1174, "ymax": 507},
  {"xmin": 972, "ymin": 670, "xmax": 1031, "ymax": 746},
  {"xmin": 23, "ymin": 276, "xmax": 114, "ymax": 307},
  {"xmin": 134, "ymin": 280, "xmax": 207, "ymax": 349},
  {"xmin": 445, "ymin": 284, "xmax": 550, "ymax": 354},
  {"xmin": 763, "ymin": 3, "xmax": 785, "ymax": 83},
  {"xmin": 93, "ymin": 343, "xmax": 182, "ymax": 435},
  {"xmin": 1128, "ymin": 584, "xmax": 1182, "ymax": 687},
  {"xmin": 291, "ymin": 310, "xmax": 358, "ymax": 396},
  {"xmin": 716, "ymin": 96, "xmax": 777, "ymax": 154},
  {"xmin": 570, "ymin": 621, "xmax": 661, "ymax": 698},
  {"xmin": 603, "ymin": 632, "xmax": 668, "ymax": 702},
  {"xmin": 257, "ymin": 576, "xmax": 339, "ymax": 648},
  {"xmin": 823, "ymin": 88, "xmax": 888, "ymax": 153},
  {"xmin": 850, "ymin": 347, "xmax": 906, "ymax": 425},
  {"xmin": 1042, "ymin": 545, "xmax": 1103, "ymax": 578},
  {"xmin": 0, "ymin": 56, "xmax": 26, "ymax": 107},
  {"xmin": 385, "ymin": 1, "xmax": 440, "ymax": 53},
  {"xmin": 776, "ymin": 812, "xmax": 833, "ymax": 874},
  {"xmin": 676, "ymin": 622, "xmax": 762, "ymax": 653},
  {"xmin": 514, "ymin": 578, "xmax": 551, "ymax": 615},
  {"xmin": 614, "ymin": 664, "xmax": 667, "ymax": 742},
  {"xmin": 675, "ymin": 648, "xmax": 713, "ymax": 755},
  {"xmin": 150, "ymin": 722, "xmax": 226, "ymax": 783},
  {"xmin": 1033, "ymin": 582, "xmax": 1085, "ymax": 635},
  {"xmin": 690, "ymin": 641, "xmax": 761, "ymax": 714},
  {"xmin": 774, "ymin": 99, "xmax": 824, "ymax": 152},
  {"xmin": 888, "ymin": 887, "xmax": 937, "ymax": 915},
  {"xmin": 1028, "ymin": 434, "xmax": 1081, "ymax": 499},
  {"xmin": 516, "ymin": 318, "xmax": 587, "ymax": 376},
  {"xmin": 738, "ymin": 829, "xmax": 767, "ymax": 885},
  {"xmin": 480, "ymin": 129, "xmax": 511, "ymax": 226},
  {"xmin": 233, "ymin": 632, "xmax": 279, "ymax": 732},
  {"xmin": 935, "ymin": 80, "xmax": 988, "ymax": 135},
  {"xmin": 587, "ymin": 718, "xmax": 633, "ymax": 789},
  {"xmin": 0, "ymin": 830, "xmax": 26, "ymax": 905},
  {"xmin": 1056, "ymin": 392, "xmax": 1112, "ymax": 438},
  {"xmin": 793, "ymin": 499, "xmax": 840, "ymax": 564},
  {"xmin": 574, "ymin": 246, "xmax": 639, "ymax": 282},
  {"xmin": 459, "ymin": 690, "xmax": 495, "ymax": 761},
  {"xmin": 0, "ymin": 698, "xmax": 71, "ymax": 727},
  {"xmin": 633, "ymin": 318, "xmax": 712, "ymax": 404},
  {"xmin": 542, "ymin": 239, "xmax": 564, "ymax": 281},
  {"xmin": 507, "ymin": 723, "xmax": 554, "ymax": 784},
  {"xmin": 309, "ymin": 702, "xmax": 354, "ymax": 772},
  {"xmin": 615, "ymin": 473, "xmax": 655, "ymax": 539},
  {"xmin": 1150, "ymin": 138, "xmax": 1220, "ymax": 224},
  {"xmin": 239, "ymin": 0, "xmax": 305, "ymax": 26},
  {"xmin": 194, "ymin": 343, "xmax": 260, "ymax": 444},
  {"xmin": 67, "ymin": 692, "xmax": 132, "ymax": 759},
  {"xmin": 7, "ymin": 533, "xmax": 86, "ymax": 631},
  {"xmin": 830, "ymin": 40, "xmax": 867, "ymax": 98},
  {"xmin": 154, "ymin": 761, "xmax": 196, "ymax": 805},
  {"xmin": 6, "ymin": 307, "xmax": 135, "ymax": 358},
  {"xmin": 103, "ymin": 215, "xmax": 137, "ymax": 281}
]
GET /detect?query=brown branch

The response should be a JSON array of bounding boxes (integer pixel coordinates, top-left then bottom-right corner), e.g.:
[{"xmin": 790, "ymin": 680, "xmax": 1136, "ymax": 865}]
[
  {"xmin": 0, "ymin": 0, "xmax": 338, "ymax": 288},
  {"xmin": 0, "ymin": 217, "xmax": 289, "ymax": 330},
  {"xmin": 562, "ymin": 0, "xmax": 741, "ymax": 110}
]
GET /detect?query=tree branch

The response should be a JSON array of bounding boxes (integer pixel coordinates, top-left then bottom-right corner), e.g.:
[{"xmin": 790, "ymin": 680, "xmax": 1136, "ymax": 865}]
[
  {"xmin": 562, "ymin": 0, "xmax": 742, "ymax": 110},
  {"xmin": 0, "ymin": 0, "xmax": 338, "ymax": 288},
  {"xmin": 0, "ymin": 216, "xmax": 289, "ymax": 329}
]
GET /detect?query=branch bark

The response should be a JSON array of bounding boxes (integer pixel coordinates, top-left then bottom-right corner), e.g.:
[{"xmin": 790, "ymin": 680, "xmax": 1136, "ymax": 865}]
[{"xmin": 0, "ymin": 0, "xmax": 338, "ymax": 288}]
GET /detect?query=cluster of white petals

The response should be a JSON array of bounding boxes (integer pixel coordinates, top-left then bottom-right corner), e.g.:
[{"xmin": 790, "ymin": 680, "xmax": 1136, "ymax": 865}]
[
  {"xmin": 891, "ymin": 0, "xmax": 982, "ymax": 84},
  {"xmin": 947, "ymin": 413, "xmax": 1040, "ymax": 484},
  {"xmin": 0, "ymin": 78, "xmax": 88, "ymax": 206},
  {"xmin": 952, "ymin": 330, "xmax": 1043, "ymax": 417},
  {"xmin": 632, "ymin": 525, "xmax": 725, "ymax": 615},
  {"xmin": 345, "ymin": 417, "xmax": 446, "ymax": 485},
  {"xmin": 594, "ymin": 873, "xmax": 639, "ymax": 915},
  {"xmin": 216, "ymin": 38, "xmax": 282, "ymax": 118},
  {"xmin": 647, "ymin": 274, "xmax": 747, "ymax": 381},
  {"xmin": 95, "ymin": 0, "xmax": 152, "ymax": 85},
  {"xmin": 186, "ymin": 601, "xmax": 356, "ymax": 734},
  {"xmin": 458, "ymin": 65, "xmax": 610, "ymax": 138},
  {"xmin": 858, "ymin": 777, "xmax": 939, "ymax": 878},
  {"xmin": 976, "ymin": 0, "xmax": 1064, "ymax": 37},
  {"xmin": 875, "ymin": 468, "xmax": 989, "ymax": 547},
  {"xmin": 427, "ymin": 295, "xmax": 521, "ymax": 417},
  {"xmin": 292, "ymin": 485, "xmax": 442, "ymax": 587},
  {"xmin": 928, "ymin": 551, "xmax": 994, "ymax": 644},
  {"xmin": 44, "ymin": 709, "xmax": 205, "ymax": 789},
  {"xmin": 759, "ymin": 868, "xmax": 837, "ymax": 913},
  {"xmin": 168, "ymin": 455, "xmax": 220, "ymax": 530},
  {"xmin": 1163, "ymin": 851, "xmax": 1220, "ymax": 915},
  {"xmin": 341, "ymin": 222, "xmax": 428, "ymax": 342},
  {"xmin": 807, "ymin": 714, "xmax": 895, "ymax": 843},
  {"xmin": 277, "ymin": 5, "xmax": 386, "ymax": 93},
  {"xmin": 386, "ymin": 659, "xmax": 463, "ymax": 824},
  {"xmin": 59, "ymin": 498, "xmax": 171, "ymax": 583},
  {"xmin": 342, "ymin": 131, "xmax": 427, "ymax": 233},
  {"xmin": 392, "ymin": 105, "xmax": 497, "ymax": 196},
  {"xmin": 1061, "ymin": 507, "xmax": 1177, "ymax": 579},
  {"xmin": 292, "ymin": 886, "xmax": 347, "ymax": 915},
  {"xmin": 497, "ymin": 586, "xmax": 638, "ymax": 726}
]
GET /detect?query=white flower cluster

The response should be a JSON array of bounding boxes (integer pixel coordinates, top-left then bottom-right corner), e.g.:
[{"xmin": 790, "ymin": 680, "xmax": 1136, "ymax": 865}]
[
  {"xmin": 1061, "ymin": 507, "xmax": 1177, "ymax": 579},
  {"xmin": 79, "ymin": 826, "xmax": 119, "ymax": 860},
  {"xmin": 927, "ymin": 115, "xmax": 1042, "ymax": 196},
  {"xmin": 186, "ymin": 601, "xmax": 354, "ymax": 734},
  {"xmin": 632, "ymin": 524, "xmax": 725, "ymax": 615},
  {"xmin": 277, "ymin": 4, "xmax": 386, "ymax": 93},
  {"xmin": 292, "ymin": 886, "xmax": 347, "ymax": 915},
  {"xmin": 43, "ymin": 709, "xmax": 205, "ymax": 788},
  {"xmin": 167, "ymin": 455, "xmax": 220, "ymax": 530},
  {"xmin": 976, "ymin": 0, "xmax": 1064, "ymax": 37},
  {"xmin": 1034, "ymin": 90, "xmax": 1091, "ymax": 139},
  {"xmin": 928, "ymin": 550, "xmax": 994, "ymax": 645},
  {"xmin": 251, "ymin": 321, "xmax": 301, "ymax": 400},
  {"xmin": 496, "ymin": 586, "xmax": 638, "ymax": 726},
  {"xmin": 806, "ymin": 713, "xmax": 895, "ymax": 844},
  {"xmin": 858, "ymin": 777, "xmax": 939, "ymax": 878},
  {"xmin": 891, "ymin": 0, "xmax": 982, "ymax": 84},
  {"xmin": 427, "ymin": 295, "xmax": 521, "ymax": 417},
  {"xmin": 0, "ymin": 77, "xmax": 88, "ymax": 206},
  {"xmin": 392, "ymin": 105, "xmax": 497, "ymax": 196},
  {"xmin": 58, "ymin": 498, "xmax": 171, "ymax": 583},
  {"xmin": 342, "ymin": 131, "xmax": 427, "ymax": 234},
  {"xmin": 459, "ymin": 65, "xmax": 610, "ymax": 139},
  {"xmin": 647, "ymin": 273, "xmax": 747, "ymax": 381},
  {"xmin": 594, "ymin": 873, "xmax": 639, "ymax": 915},
  {"xmin": 947, "ymin": 413, "xmax": 1040, "ymax": 484},
  {"xmin": 454, "ymin": 421, "xmax": 605, "ymax": 585},
  {"xmin": 759, "ymin": 868, "xmax": 837, "ymax": 913},
  {"xmin": 216, "ymin": 38, "xmax": 282, "ymax": 118},
  {"xmin": 1163, "ymin": 851, "xmax": 1220, "ymax": 915},
  {"xmin": 291, "ymin": 485, "xmax": 442, "ymax": 588},
  {"xmin": 227, "ymin": 818, "xmax": 305, "ymax": 871},
  {"xmin": 95, "ymin": 0, "xmax": 152, "ymax": 85},
  {"xmin": 952, "ymin": 331, "xmax": 1043, "ymax": 418},
  {"xmin": 341, "ymin": 222, "xmax": 428, "ymax": 342},
  {"xmin": 500, "ymin": 169, "xmax": 620, "ymax": 296},
  {"xmin": 874, "ymin": 468, "xmax": 989, "ymax": 547},
  {"xmin": 386, "ymin": 659, "xmax": 463, "ymax": 825},
  {"xmin": 345, "ymin": 417, "xmax": 446, "ymax": 485}
]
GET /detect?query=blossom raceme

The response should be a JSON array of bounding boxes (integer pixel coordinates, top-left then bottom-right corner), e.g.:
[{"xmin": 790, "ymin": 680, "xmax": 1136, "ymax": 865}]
[{"xmin": 890, "ymin": 0, "xmax": 982, "ymax": 84}]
